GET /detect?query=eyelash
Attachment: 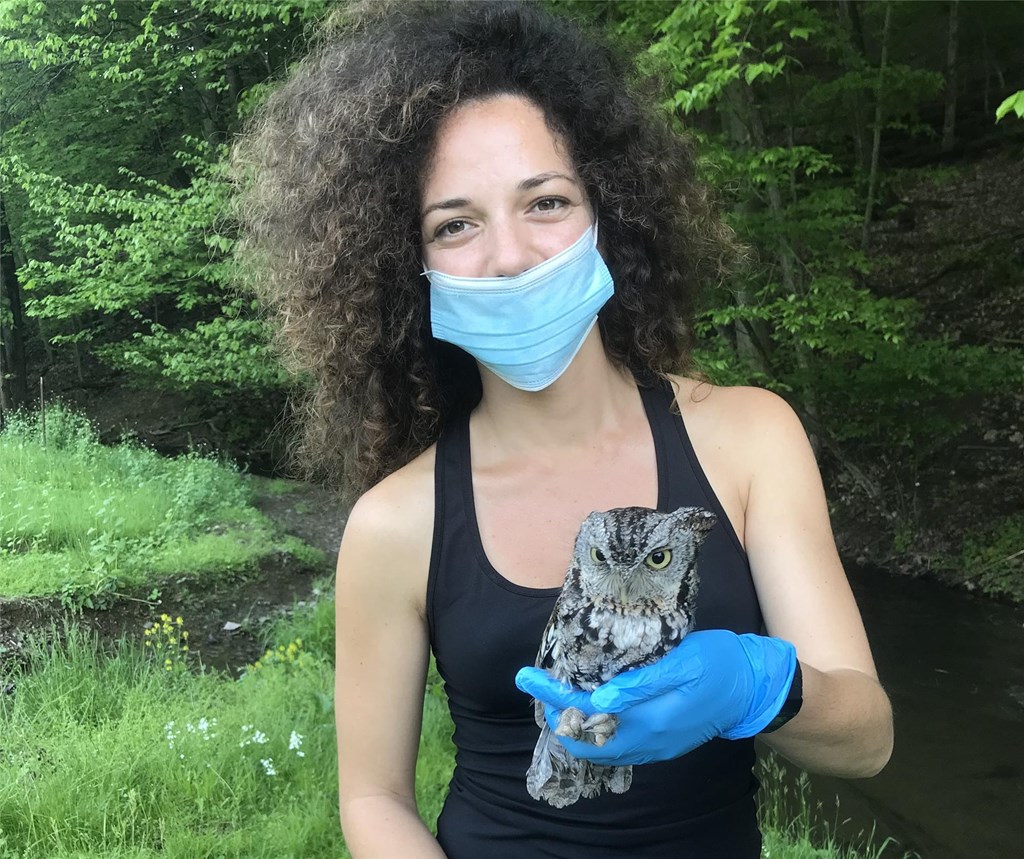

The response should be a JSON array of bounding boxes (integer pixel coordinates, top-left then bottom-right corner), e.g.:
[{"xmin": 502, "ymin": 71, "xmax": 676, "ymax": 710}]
[
  {"xmin": 431, "ymin": 197, "xmax": 569, "ymax": 241},
  {"xmin": 434, "ymin": 220, "xmax": 469, "ymax": 240}
]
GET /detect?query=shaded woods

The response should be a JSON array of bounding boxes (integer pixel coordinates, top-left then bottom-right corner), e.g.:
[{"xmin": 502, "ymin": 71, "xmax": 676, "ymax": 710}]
[{"xmin": 2, "ymin": 0, "xmax": 1023, "ymax": 599}]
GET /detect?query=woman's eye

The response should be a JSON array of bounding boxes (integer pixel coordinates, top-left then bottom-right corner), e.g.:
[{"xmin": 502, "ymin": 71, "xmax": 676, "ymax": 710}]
[
  {"xmin": 590, "ymin": 547, "xmax": 606, "ymax": 563},
  {"xmin": 533, "ymin": 197, "xmax": 566, "ymax": 213},
  {"xmin": 644, "ymin": 548, "xmax": 672, "ymax": 570},
  {"xmin": 435, "ymin": 219, "xmax": 469, "ymax": 239}
]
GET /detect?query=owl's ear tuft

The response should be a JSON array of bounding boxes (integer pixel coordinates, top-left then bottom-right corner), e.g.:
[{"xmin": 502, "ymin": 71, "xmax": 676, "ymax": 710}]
[{"xmin": 670, "ymin": 506, "xmax": 717, "ymax": 538}]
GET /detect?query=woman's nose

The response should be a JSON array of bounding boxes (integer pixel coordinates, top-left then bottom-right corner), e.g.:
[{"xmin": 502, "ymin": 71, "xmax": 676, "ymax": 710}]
[{"xmin": 487, "ymin": 221, "xmax": 537, "ymax": 278}]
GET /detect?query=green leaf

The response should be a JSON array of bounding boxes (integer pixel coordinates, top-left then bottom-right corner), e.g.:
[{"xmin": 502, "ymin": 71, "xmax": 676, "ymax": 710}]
[{"xmin": 995, "ymin": 90, "xmax": 1024, "ymax": 123}]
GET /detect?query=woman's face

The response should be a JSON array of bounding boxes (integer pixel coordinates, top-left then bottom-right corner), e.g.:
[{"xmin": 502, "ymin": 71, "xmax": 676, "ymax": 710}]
[{"xmin": 420, "ymin": 94, "xmax": 593, "ymax": 277}]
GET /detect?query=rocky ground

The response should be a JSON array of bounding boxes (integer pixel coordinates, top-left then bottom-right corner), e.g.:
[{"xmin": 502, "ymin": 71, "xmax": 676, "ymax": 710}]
[{"xmin": 829, "ymin": 150, "xmax": 1024, "ymax": 594}]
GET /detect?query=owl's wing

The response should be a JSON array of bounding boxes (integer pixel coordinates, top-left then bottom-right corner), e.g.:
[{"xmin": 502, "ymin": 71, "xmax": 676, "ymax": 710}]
[
  {"xmin": 535, "ymin": 557, "xmax": 586, "ymax": 677},
  {"xmin": 673, "ymin": 507, "xmax": 714, "ymax": 624}
]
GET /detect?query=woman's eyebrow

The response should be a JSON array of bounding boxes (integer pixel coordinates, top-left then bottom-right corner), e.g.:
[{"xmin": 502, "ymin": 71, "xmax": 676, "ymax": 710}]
[
  {"xmin": 421, "ymin": 172, "xmax": 579, "ymax": 219},
  {"xmin": 421, "ymin": 196, "xmax": 470, "ymax": 219},
  {"xmin": 518, "ymin": 171, "xmax": 577, "ymax": 192}
]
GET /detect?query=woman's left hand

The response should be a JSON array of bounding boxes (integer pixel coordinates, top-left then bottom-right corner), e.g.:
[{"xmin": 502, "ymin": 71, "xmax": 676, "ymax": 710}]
[{"xmin": 514, "ymin": 629, "xmax": 798, "ymax": 766}]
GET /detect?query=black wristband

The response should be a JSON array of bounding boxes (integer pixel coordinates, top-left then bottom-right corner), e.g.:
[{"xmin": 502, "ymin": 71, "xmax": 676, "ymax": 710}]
[{"xmin": 761, "ymin": 660, "xmax": 803, "ymax": 734}]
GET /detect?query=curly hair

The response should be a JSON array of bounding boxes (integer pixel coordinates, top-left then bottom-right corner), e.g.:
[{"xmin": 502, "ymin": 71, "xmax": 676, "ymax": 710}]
[{"xmin": 232, "ymin": 0, "xmax": 736, "ymax": 499}]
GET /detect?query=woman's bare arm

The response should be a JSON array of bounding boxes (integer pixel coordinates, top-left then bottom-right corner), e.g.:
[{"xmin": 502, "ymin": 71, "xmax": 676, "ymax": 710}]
[
  {"xmin": 737, "ymin": 387, "xmax": 893, "ymax": 777},
  {"xmin": 335, "ymin": 456, "xmax": 448, "ymax": 857}
]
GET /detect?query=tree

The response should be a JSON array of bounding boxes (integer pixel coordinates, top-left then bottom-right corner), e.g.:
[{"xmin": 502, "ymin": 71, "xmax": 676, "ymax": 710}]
[
  {"xmin": 0, "ymin": 0, "xmax": 324, "ymax": 396},
  {"xmin": 941, "ymin": 0, "xmax": 959, "ymax": 152},
  {"xmin": 557, "ymin": 0, "xmax": 1023, "ymax": 477},
  {"xmin": 0, "ymin": 196, "xmax": 29, "ymax": 410}
]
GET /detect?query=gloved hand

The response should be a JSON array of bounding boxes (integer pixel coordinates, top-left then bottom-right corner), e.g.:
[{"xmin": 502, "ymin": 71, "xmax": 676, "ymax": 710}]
[{"xmin": 514, "ymin": 629, "xmax": 798, "ymax": 766}]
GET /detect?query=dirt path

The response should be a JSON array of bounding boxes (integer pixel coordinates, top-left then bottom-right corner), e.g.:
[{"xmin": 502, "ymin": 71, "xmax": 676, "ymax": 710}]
[{"xmin": 0, "ymin": 478, "xmax": 346, "ymax": 676}]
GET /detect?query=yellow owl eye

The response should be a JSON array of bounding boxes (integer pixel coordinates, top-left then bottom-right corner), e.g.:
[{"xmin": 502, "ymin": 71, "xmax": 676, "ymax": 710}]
[
  {"xmin": 644, "ymin": 548, "xmax": 672, "ymax": 570},
  {"xmin": 590, "ymin": 547, "xmax": 606, "ymax": 563}
]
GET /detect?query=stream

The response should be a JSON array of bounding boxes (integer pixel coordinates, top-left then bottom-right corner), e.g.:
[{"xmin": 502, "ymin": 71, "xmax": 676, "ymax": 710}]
[{"xmin": 799, "ymin": 564, "xmax": 1024, "ymax": 859}]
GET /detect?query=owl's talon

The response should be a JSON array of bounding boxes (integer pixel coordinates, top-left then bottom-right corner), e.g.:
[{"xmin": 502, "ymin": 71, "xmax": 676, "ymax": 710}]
[
  {"xmin": 581, "ymin": 712, "xmax": 619, "ymax": 746},
  {"xmin": 554, "ymin": 708, "xmax": 619, "ymax": 746},
  {"xmin": 554, "ymin": 706, "xmax": 588, "ymax": 740}
]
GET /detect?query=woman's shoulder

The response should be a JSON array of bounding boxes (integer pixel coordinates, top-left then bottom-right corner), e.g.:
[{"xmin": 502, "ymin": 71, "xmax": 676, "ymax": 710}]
[
  {"xmin": 346, "ymin": 444, "xmax": 437, "ymax": 544},
  {"xmin": 669, "ymin": 375, "xmax": 806, "ymax": 443},
  {"xmin": 338, "ymin": 444, "xmax": 438, "ymax": 610},
  {"xmin": 667, "ymin": 374, "xmax": 813, "ymax": 487}
]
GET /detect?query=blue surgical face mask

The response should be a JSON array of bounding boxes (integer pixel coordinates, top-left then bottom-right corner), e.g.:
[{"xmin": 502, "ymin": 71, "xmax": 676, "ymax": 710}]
[{"xmin": 423, "ymin": 224, "xmax": 614, "ymax": 392}]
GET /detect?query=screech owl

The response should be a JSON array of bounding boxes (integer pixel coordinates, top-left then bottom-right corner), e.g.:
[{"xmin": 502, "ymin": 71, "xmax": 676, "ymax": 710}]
[{"xmin": 526, "ymin": 505, "xmax": 717, "ymax": 808}]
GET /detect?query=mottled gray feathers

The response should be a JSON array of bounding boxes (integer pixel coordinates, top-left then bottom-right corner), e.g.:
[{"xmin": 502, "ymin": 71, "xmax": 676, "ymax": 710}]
[{"xmin": 526, "ymin": 505, "xmax": 715, "ymax": 807}]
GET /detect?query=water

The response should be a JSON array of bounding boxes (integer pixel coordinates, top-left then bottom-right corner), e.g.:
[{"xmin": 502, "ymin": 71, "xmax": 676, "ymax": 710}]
[{"xmin": 797, "ymin": 565, "xmax": 1024, "ymax": 859}]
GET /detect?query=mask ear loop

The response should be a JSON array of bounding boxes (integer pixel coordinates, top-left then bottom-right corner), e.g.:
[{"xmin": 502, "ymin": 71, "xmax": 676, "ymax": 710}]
[{"xmin": 591, "ymin": 207, "xmax": 603, "ymax": 255}]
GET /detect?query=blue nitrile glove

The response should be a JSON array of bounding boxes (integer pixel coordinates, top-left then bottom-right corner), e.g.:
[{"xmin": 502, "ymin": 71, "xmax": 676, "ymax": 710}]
[{"xmin": 514, "ymin": 629, "xmax": 798, "ymax": 766}]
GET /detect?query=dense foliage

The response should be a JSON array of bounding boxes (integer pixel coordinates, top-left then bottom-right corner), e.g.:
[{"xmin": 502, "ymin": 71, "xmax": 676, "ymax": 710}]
[
  {"xmin": 0, "ymin": 0, "xmax": 323, "ymax": 397},
  {"xmin": 2, "ymin": 0, "xmax": 1022, "ymax": 594}
]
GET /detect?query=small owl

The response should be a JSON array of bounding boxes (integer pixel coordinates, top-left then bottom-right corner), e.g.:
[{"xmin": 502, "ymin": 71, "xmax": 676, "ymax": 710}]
[{"xmin": 526, "ymin": 505, "xmax": 716, "ymax": 808}]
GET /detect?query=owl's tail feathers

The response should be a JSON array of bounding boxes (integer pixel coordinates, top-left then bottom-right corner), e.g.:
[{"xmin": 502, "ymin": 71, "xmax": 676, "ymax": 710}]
[
  {"xmin": 582, "ymin": 760, "xmax": 632, "ymax": 798},
  {"xmin": 527, "ymin": 724, "xmax": 580, "ymax": 807},
  {"xmin": 527, "ymin": 725, "xmax": 632, "ymax": 808}
]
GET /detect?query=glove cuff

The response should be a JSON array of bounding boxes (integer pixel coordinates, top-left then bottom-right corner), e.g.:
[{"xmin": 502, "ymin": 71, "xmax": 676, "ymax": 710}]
[
  {"xmin": 720, "ymin": 635, "xmax": 798, "ymax": 740},
  {"xmin": 761, "ymin": 660, "xmax": 803, "ymax": 733}
]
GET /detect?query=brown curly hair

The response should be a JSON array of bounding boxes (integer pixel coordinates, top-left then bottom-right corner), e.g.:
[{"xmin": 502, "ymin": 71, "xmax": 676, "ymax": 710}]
[{"xmin": 232, "ymin": 0, "xmax": 736, "ymax": 500}]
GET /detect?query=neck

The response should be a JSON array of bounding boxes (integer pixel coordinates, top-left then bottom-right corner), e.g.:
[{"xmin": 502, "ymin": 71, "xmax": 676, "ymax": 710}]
[{"xmin": 470, "ymin": 331, "xmax": 641, "ymax": 459}]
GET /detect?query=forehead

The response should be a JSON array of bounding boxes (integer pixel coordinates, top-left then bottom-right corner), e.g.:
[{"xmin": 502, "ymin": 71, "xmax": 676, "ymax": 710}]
[{"xmin": 421, "ymin": 94, "xmax": 576, "ymax": 194}]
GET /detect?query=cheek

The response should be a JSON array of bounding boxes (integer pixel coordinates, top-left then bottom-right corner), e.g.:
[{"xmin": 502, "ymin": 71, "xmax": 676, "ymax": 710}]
[
  {"xmin": 424, "ymin": 246, "xmax": 486, "ymax": 278},
  {"xmin": 540, "ymin": 217, "xmax": 594, "ymax": 259}
]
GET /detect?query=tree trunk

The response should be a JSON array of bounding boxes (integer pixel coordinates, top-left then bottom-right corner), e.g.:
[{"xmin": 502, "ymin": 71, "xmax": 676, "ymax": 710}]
[
  {"xmin": 226, "ymin": 63, "xmax": 243, "ymax": 114},
  {"xmin": 0, "ymin": 196, "xmax": 29, "ymax": 408},
  {"xmin": 862, "ymin": 1, "xmax": 892, "ymax": 251},
  {"xmin": 942, "ymin": 0, "xmax": 960, "ymax": 153},
  {"xmin": 187, "ymin": 25, "xmax": 222, "ymax": 144},
  {"xmin": 71, "ymin": 315, "xmax": 85, "ymax": 384},
  {"xmin": 719, "ymin": 83, "xmax": 773, "ymax": 376},
  {"xmin": 837, "ymin": 0, "xmax": 871, "ymax": 173},
  {"xmin": 736, "ymin": 86, "xmax": 824, "ymax": 455}
]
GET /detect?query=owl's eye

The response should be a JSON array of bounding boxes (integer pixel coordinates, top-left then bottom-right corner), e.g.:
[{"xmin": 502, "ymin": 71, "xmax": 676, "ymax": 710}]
[
  {"xmin": 644, "ymin": 548, "xmax": 672, "ymax": 570},
  {"xmin": 590, "ymin": 547, "xmax": 606, "ymax": 563}
]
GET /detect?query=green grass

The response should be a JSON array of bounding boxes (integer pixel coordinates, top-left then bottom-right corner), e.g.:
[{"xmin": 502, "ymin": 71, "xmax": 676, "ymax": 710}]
[
  {"xmin": 0, "ymin": 621, "xmax": 345, "ymax": 858},
  {"xmin": 0, "ymin": 601, "xmax": 908, "ymax": 859},
  {"xmin": 0, "ymin": 405, "xmax": 320, "ymax": 601},
  {"xmin": 757, "ymin": 754, "xmax": 908, "ymax": 859},
  {"xmin": 0, "ymin": 406, "xmax": 907, "ymax": 857},
  {"xmin": 957, "ymin": 511, "xmax": 1024, "ymax": 601},
  {"xmin": 257, "ymin": 478, "xmax": 308, "ymax": 498}
]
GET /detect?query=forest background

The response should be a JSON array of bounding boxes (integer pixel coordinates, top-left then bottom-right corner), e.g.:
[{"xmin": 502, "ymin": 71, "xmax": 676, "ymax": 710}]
[{"xmin": 2, "ymin": 0, "xmax": 1023, "ymax": 603}]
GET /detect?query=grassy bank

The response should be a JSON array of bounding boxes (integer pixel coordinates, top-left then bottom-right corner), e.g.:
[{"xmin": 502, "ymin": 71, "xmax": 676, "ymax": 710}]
[
  {"xmin": 0, "ymin": 405, "xmax": 318, "ymax": 605},
  {"xmin": 0, "ymin": 406, "xmax": 908, "ymax": 857},
  {"xmin": 0, "ymin": 602, "xmax": 909, "ymax": 859}
]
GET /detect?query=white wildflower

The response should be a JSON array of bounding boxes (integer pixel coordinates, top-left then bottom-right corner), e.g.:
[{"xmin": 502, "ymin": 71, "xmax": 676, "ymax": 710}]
[
  {"xmin": 239, "ymin": 724, "xmax": 268, "ymax": 747},
  {"xmin": 164, "ymin": 720, "xmax": 180, "ymax": 750},
  {"xmin": 260, "ymin": 757, "xmax": 277, "ymax": 776}
]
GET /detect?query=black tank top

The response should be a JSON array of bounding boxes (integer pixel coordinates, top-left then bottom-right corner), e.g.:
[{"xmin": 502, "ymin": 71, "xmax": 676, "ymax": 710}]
[{"xmin": 427, "ymin": 378, "xmax": 764, "ymax": 858}]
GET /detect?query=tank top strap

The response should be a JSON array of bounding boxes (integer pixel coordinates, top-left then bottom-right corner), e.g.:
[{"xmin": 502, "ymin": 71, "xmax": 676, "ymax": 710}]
[
  {"xmin": 426, "ymin": 413, "xmax": 471, "ymax": 642},
  {"xmin": 637, "ymin": 377, "xmax": 748, "ymax": 565}
]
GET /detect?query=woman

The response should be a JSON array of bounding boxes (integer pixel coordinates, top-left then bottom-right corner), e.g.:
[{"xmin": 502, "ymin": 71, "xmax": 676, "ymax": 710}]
[{"xmin": 233, "ymin": 2, "xmax": 893, "ymax": 856}]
